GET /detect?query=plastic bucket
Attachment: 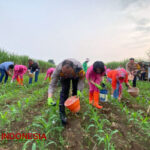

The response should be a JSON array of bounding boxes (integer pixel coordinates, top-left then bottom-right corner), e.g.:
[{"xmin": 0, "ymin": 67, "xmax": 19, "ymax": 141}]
[
  {"xmin": 64, "ymin": 96, "xmax": 80, "ymax": 113},
  {"xmin": 100, "ymin": 89, "xmax": 108, "ymax": 102}
]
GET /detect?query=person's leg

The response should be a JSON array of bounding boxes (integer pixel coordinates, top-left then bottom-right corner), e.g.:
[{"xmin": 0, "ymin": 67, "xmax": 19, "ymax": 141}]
[
  {"xmin": 113, "ymin": 83, "xmax": 119, "ymax": 99},
  {"xmin": 59, "ymin": 78, "xmax": 70, "ymax": 125},
  {"xmin": 93, "ymin": 80, "xmax": 102, "ymax": 109},
  {"xmin": 29, "ymin": 77, "xmax": 32, "ymax": 84},
  {"xmin": 20, "ymin": 75, "xmax": 23, "ymax": 85},
  {"xmin": 29, "ymin": 71, "xmax": 33, "ymax": 84},
  {"xmin": 93, "ymin": 91, "xmax": 103, "ymax": 109},
  {"xmin": 35, "ymin": 70, "xmax": 39, "ymax": 82},
  {"xmin": 143, "ymin": 72, "xmax": 146, "ymax": 81},
  {"xmin": 140, "ymin": 73, "xmax": 143, "ymax": 81},
  {"xmin": 89, "ymin": 83, "xmax": 94, "ymax": 104},
  {"xmin": 16, "ymin": 75, "xmax": 20, "ymax": 85},
  {"xmin": 133, "ymin": 75, "xmax": 137, "ymax": 87},
  {"xmin": 0, "ymin": 69, "xmax": 5, "ymax": 83},
  {"xmin": 49, "ymin": 76, "xmax": 51, "ymax": 82},
  {"xmin": 72, "ymin": 78, "xmax": 79, "ymax": 96},
  {"xmin": 4, "ymin": 72, "xmax": 8, "ymax": 83}
]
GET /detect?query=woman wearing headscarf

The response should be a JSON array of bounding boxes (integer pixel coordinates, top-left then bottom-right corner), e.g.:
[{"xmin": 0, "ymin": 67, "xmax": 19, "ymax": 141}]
[
  {"xmin": 107, "ymin": 68, "xmax": 131, "ymax": 101},
  {"xmin": 86, "ymin": 61, "xmax": 106, "ymax": 109}
]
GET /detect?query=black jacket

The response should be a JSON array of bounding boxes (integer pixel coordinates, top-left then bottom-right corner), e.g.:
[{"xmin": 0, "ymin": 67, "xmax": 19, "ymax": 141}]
[{"xmin": 28, "ymin": 62, "xmax": 40, "ymax": 72}]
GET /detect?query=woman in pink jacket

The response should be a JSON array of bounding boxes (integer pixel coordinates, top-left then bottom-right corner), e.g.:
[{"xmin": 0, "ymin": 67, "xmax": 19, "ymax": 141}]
[
  {"xmin": 12, "ymin": 65, "xmax": 27, "ymax": 85},
  {"xmin": 86, "ymin": 61, "xmax": 106, "ymax": 109},
  {"xmin": 44, "ymin": 68, "xmax": 55, "ymax": 82}
]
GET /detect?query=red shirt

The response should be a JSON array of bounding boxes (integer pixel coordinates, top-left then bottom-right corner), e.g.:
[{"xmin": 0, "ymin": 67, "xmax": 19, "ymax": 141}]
[{"xmin": 107, "ymin": 70, "xmax": 128, "ymax": 90}]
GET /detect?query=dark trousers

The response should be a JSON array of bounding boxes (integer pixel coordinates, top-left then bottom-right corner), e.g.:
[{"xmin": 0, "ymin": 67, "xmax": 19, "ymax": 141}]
[
  {"xmin": 0, "ymin": 69, "xmax": 8, "ymax": 83},
  {"xmin": 133, "ymin": 75, "xmax": 137, "ymax": 87},
  {"xmin": 59, "ymin": 78, "xmax": 78, "ymax": 112},
  {"xmin": 141, "ymin": 73, "xmax": 146, "ymax": 81}
]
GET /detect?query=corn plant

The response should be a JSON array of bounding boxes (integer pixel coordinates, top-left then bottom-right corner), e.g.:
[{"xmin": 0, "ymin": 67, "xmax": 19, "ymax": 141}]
[
  {"xmin": 17, "ymin": 100, "xmax": 24, "ymax": 119},
  {"xmin": 0, "ymin": 111, "xmax": 9, "ymax": 128},
  {"xmin": 8, "ymin": 105, "xmax": 18, "ymax": 121}
]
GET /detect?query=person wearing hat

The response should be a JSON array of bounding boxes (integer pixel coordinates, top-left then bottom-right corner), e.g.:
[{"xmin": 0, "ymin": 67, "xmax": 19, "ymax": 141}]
[
  {"xmin": 11, "ymin": 65, "xmax": 27, "ymax": 85},
  {"xmin": 107, "ymin": 68, "xmax": 131, "ymax": 101},
  {"xmin": 126, "ymin": 58, "xmax": 138, "ymax": 87},
  {"xmin": 86, "ymin": 61, "xmax": 106, "ymax": 109},
  {"xmin": 47, "ymin": 58, "xmax": 85, "ymax": 125},
  {"xmin": 83, "ymin": 58, "xmax": 89, "ymax": 73},
  {"xmin": 0, "ymin": 61, "xmax": 14, "ymax": 83},
  {"xmin": 28, "ymin": 59, "xmax": 40, "ymax": 84}
]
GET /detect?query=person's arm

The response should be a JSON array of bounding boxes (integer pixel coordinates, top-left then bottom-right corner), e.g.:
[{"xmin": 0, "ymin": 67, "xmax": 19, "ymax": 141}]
[
  {"xmin": 6, "ymin": 70, "xmax": 12, "ymax": 77},
  {"xmin": 125, "ymin": 74, "xmax": 132, "ymax": 88},
  {"xmin": 126, "ymin": 63, "xmax": 130, "ymax": 73},
  {"xmin": 12, "ymin": 71, "xmax": 16, "ymax": 80},
  {"xmin": 86, "ymin": 67, "xmax": 91, "ymax": 82},
  {"xmin": 77, "ymin": 70, "xmax": 85, "ymax": 92},
  {"xmin": 44, "ymin": 72, "xmax": 48, "ymax": 80}
]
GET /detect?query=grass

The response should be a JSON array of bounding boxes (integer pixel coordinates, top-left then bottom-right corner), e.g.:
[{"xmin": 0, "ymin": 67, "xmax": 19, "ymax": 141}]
[{"xmin": 0, "ymin": 49, "xmax": 55, "ymax": 72}]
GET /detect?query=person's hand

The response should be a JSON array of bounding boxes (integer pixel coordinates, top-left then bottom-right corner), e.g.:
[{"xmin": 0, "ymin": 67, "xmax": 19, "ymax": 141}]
[
  {"xmin": 77, "ymin": 90, "xmax": 82, "ymax": 98},
  {"xmin": 111, "ymin": 95, "xmax": 114, "ymax": 99},
  {"xmin": 128, "ymin": 85, "xmax": 132, "ymax": 89},
  {"xmin": 102, "ymin": 78, "xmax": 106, "ymax": 84},
  {"xmin": 101, "ymin": 83, "xmax": 106, "ymax": 88},
  {"xmin": 95, "ymin": 83, "xmax": 102, "ymax": 90},
  {"xmin": 47, "ymin": 97, "xmax": 56, "ymax": 106}
]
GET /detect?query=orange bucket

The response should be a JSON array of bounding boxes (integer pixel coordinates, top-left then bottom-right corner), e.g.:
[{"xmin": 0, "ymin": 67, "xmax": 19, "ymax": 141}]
[{"xmin": 64, "ymin": 96, "xmax": 80, "ymax": 113}]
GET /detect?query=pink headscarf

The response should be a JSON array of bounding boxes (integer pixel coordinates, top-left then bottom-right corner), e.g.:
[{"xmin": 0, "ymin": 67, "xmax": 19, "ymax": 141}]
[
  {"xmin": 117, "ymin": 68, "xmax": 126, "ymax": 79},
  {"xmin": 14, "ymin": 65, "xmax": 20, "ymax": 71},
  {"xmin": 106, "ymin": 68, "xmax": 111, "ymax": 75}
]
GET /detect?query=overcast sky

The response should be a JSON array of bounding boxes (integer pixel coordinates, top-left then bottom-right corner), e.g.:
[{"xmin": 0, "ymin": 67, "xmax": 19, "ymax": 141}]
[{"xmin": 0, "ymin": 0, "xmax": 150, "ymax": 64}]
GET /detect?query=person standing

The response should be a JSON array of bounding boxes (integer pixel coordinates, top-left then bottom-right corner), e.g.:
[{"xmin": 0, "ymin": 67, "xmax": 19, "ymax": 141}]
[
  {"xmin": 0, "ymin": 61, "xmax": 14, "ymax": 83},
  {"xmin": 83, "ymin": 58, "xmax": 89, "ymax": 73},
  {"xmin": 126, "ymin": 58, "xmax": 138, "ymax": 87},
  {"xmin": 28, "ymin": 59, "xmax": 40, "ymax": 84},
  {"xmin": 48, "ymin": 59, "xmax": 85, "ymax": 125}
]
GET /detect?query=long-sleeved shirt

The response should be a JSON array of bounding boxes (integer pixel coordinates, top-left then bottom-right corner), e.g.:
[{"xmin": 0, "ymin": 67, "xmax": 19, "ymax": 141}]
[
  {"xmin": 12, "ymin": 65, "xmax": 27, "ymax": 80},
  {"xmin": 48, "ymin": 58, "xmax": 85, "ymax": 94},
  {"xmin": 126, "ymin": 62, "xmax": 138, "ymax": 73},
  {"xmin": 44, "ymin": 68, "xmax": 55, "ymax": 80},
  {"xmin": 28, "ymin": 62, "xmax": 40, "ymax": 72},
  {"xmin": 0, "ymin": 62, "xmax": 14, "ymax": 71},
  {"xmin": 86, "ymin": 65, "xmax": 106, "ymax": 92},
  {"xmin": 107, "ymin": 69, "xmax": 128, "ymax": 90}
]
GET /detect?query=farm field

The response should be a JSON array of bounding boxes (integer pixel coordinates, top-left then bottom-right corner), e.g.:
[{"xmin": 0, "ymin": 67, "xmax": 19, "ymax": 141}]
[{"xmin": 0, "ymin": 74, "xmax": 150, "ymax": 150}]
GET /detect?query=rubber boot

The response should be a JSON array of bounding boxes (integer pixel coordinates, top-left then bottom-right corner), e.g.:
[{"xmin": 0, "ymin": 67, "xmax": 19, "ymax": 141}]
[
  {"xmin": 89, "ymin": 92, "xmax": 93, "ymax": 104},
  {"xmin": 59, "ymin": 105, "xmax": 67, "ymax": 125},
  {"xmin": 16, "ymin": 77, "xmax": 21, "ymax": 85},
  {"xmin": 20, "ymin": 78, "xmax": 23, "ymax": 86},
  {"xmin": 93, "ymin": 91, "xmax": 103, "ymax": 109},
  {"xmin": 49, "ymin": 76, "xmax": 51, "ymax": 83}
]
